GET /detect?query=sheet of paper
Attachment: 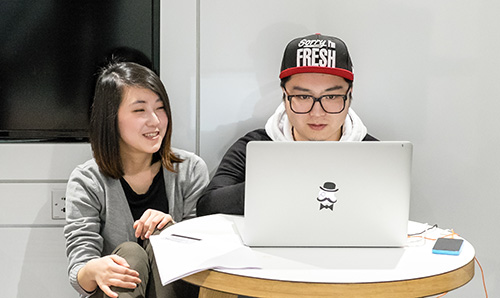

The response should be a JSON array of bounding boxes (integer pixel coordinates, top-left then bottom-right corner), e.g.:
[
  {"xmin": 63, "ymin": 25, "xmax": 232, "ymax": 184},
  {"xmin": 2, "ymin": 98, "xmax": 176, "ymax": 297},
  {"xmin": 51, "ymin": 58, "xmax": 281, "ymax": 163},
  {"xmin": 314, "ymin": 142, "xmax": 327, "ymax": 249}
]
[{"xmin": 150, "ymin": 214, "xmax": 261, "ymax": 285}]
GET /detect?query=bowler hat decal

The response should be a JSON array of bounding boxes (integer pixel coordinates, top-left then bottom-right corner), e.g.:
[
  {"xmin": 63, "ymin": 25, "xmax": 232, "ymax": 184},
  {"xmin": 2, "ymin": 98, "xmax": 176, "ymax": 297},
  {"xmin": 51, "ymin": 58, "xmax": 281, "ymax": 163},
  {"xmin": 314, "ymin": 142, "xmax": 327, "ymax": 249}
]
[{"xmin": 317, "ymin": 182, "xmax": 338, "ymax": 211}]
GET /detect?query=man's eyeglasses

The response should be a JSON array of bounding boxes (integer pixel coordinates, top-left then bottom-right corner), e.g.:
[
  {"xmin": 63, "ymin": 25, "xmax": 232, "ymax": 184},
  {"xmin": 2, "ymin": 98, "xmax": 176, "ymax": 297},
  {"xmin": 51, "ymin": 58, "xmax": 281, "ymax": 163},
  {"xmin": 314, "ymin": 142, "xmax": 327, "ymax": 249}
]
[{"xmin": 283, "ymin": 86, "xmax": 350, "ymax": 114}]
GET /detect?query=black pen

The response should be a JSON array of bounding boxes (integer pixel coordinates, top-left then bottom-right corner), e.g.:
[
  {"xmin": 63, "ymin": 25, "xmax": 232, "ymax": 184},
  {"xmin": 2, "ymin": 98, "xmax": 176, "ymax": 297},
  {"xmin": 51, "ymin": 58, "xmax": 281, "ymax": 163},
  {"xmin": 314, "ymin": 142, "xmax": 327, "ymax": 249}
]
[{"xmin": 171, "ymin": 233, "xmax": 202, "ymax": 241}]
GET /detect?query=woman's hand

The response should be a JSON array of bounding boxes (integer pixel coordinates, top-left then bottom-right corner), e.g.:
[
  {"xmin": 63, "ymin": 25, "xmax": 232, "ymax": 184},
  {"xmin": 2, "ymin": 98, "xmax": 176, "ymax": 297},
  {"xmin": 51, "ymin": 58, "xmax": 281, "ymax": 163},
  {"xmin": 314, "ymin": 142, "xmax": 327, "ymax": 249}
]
[
  {"xmin": 78, "ymin": 255, "xmax": 141, "ymax": 298},
  {"xmin": 133, "ymin": 209, "xmax": 173, "ymax": 240}
]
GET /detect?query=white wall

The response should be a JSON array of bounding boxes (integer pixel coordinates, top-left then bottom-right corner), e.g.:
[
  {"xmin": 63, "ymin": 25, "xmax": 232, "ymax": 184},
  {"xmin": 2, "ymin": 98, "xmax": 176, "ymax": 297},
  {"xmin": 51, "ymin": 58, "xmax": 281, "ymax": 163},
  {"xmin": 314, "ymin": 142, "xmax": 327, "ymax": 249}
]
[
  {"xmin": 0, "ymin": 144, "xmax": 92, "ymax": 297},
  {"xmin": 161, "ymin": 1, "xmax": 198, "ymax": 153},
  {"xmin": 163, "ymin": 0, "xmax": 498, "ymax": 297}
]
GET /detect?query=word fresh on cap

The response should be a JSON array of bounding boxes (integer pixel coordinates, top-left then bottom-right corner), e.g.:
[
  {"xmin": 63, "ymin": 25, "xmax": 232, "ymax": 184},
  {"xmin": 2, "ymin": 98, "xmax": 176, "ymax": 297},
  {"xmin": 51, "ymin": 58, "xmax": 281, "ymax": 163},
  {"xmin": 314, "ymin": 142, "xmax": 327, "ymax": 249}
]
[{"xmin": 279, "ymin": 33, "xmax": 354, "ymax": 81}]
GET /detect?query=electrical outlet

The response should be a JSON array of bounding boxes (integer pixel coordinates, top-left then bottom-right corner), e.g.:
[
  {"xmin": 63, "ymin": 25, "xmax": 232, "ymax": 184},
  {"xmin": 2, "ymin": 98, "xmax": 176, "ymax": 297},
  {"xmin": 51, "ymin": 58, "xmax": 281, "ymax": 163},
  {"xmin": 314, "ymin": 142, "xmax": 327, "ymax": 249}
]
[{"xmin": 51, "ymin": 189, "xmax": 67, "ymax": 220}]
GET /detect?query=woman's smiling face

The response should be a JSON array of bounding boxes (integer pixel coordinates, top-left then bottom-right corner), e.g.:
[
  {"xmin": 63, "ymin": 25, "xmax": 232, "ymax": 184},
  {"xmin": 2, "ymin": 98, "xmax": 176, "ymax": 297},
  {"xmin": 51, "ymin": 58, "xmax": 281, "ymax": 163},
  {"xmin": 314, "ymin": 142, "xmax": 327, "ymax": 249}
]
[{"xmin": 117, "ymin": 86, "xmax": 168, "ymax": 157}]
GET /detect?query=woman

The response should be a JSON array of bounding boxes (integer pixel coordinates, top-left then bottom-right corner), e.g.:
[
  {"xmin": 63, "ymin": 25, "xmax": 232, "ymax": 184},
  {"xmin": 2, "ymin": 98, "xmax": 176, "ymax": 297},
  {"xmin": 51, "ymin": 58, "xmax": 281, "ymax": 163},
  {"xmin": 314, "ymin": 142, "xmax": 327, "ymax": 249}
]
[{"xmin": 64, "ymin": 62, "xmax": 209, "ymax": 298}]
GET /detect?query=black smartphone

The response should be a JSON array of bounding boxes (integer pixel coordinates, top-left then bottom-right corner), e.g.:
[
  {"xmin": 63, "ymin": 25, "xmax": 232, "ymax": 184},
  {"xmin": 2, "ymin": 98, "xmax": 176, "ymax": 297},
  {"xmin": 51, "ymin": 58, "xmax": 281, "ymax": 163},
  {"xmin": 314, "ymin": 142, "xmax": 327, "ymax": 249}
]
[{"xmin": 432, "ymin": 238, "xmax": 464, "ymax": 256}]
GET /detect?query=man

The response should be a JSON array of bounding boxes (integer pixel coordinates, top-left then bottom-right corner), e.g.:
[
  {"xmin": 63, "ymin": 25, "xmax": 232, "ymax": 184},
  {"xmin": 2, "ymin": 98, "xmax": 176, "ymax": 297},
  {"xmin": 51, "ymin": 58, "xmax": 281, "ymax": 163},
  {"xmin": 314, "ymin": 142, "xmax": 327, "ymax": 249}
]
[{"xmin": 197, "ymin": 33, "xmax": 376, "ymax": 216}]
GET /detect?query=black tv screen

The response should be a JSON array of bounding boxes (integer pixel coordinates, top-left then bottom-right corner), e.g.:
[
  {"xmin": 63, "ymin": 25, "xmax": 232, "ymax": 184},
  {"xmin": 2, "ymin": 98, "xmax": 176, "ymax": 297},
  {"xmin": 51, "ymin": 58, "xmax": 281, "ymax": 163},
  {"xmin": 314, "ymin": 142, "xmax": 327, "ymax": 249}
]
[{"xmin": 0, "ymin": 0, "xmax": 160, "ymax": 141}]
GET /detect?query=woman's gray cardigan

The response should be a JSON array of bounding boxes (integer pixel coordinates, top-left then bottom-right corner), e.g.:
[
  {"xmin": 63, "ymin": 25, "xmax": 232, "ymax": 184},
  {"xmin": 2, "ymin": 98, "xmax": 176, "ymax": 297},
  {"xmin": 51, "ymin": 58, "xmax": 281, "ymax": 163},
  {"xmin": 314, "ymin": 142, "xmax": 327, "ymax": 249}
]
[{"xmin": 63, "ymin": 148, "xmax": 209, "ymax": 296}]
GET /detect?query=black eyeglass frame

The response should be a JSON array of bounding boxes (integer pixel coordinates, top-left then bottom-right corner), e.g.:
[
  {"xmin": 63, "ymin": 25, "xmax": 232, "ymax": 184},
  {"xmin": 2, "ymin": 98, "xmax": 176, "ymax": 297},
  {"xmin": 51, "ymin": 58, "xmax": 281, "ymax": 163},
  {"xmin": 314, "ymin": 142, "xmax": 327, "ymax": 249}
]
[{"xmin": 283, "ymin": 86, "xmax": 351, "ymax": 114}]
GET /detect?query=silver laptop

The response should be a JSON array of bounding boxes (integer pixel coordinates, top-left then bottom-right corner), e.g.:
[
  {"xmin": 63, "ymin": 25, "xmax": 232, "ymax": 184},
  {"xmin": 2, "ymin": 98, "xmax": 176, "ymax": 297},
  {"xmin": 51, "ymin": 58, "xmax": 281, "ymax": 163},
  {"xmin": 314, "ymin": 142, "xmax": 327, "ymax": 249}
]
[{"xmin": 242, "ymin": 141, "xmax": 412, "ymax": 247}]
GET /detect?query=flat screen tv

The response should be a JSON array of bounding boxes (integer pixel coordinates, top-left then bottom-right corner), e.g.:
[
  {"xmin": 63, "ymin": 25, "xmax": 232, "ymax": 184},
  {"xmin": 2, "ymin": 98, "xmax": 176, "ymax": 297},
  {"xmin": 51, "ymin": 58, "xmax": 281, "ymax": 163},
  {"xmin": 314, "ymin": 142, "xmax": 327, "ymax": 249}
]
[{"xmin": 0, "ymin": 1, "xmax": 160, "ymax": 141}]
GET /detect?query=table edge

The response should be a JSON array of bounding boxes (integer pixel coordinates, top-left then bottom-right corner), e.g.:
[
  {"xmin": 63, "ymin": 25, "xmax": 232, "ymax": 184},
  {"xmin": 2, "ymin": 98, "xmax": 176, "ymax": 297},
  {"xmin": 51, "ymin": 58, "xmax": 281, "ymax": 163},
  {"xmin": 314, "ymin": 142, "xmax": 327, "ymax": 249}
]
[{"xmin": 183, "ymin": 258, "xmax": 475, "ymax": 297}]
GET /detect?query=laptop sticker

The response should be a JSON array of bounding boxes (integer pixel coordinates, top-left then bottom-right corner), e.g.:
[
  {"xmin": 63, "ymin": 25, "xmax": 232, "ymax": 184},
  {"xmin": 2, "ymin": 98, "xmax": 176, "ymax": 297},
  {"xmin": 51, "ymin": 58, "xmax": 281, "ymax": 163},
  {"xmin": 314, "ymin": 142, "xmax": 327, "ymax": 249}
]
[{"xmin": 317, "ymin": 182, "xmax": 338, "ymax": 211}]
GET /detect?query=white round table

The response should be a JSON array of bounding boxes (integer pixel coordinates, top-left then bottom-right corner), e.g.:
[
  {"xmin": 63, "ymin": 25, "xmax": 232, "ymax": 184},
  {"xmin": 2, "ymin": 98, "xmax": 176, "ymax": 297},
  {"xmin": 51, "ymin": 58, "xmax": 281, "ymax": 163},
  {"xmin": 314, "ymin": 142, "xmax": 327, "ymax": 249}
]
[{"xmin": 181, "ymin": 215, "xmax": 475, "ymax": 297}]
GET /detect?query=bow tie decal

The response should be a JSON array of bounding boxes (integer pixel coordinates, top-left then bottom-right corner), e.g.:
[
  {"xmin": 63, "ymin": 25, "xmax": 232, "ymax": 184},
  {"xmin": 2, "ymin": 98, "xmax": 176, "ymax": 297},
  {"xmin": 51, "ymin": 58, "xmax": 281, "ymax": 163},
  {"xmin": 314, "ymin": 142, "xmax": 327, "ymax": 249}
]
[{"xmin": 320, "ymin": 204, "xmax": 334, "ymax": 211}]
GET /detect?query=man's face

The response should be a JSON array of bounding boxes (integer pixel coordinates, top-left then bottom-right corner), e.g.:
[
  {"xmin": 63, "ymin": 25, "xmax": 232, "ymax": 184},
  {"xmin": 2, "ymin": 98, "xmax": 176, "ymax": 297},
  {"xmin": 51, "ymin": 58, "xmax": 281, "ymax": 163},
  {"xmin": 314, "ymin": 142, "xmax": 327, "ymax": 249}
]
[{"xmin": 283, "ymin": 73, "xmax": 351, "ymax": 141}]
